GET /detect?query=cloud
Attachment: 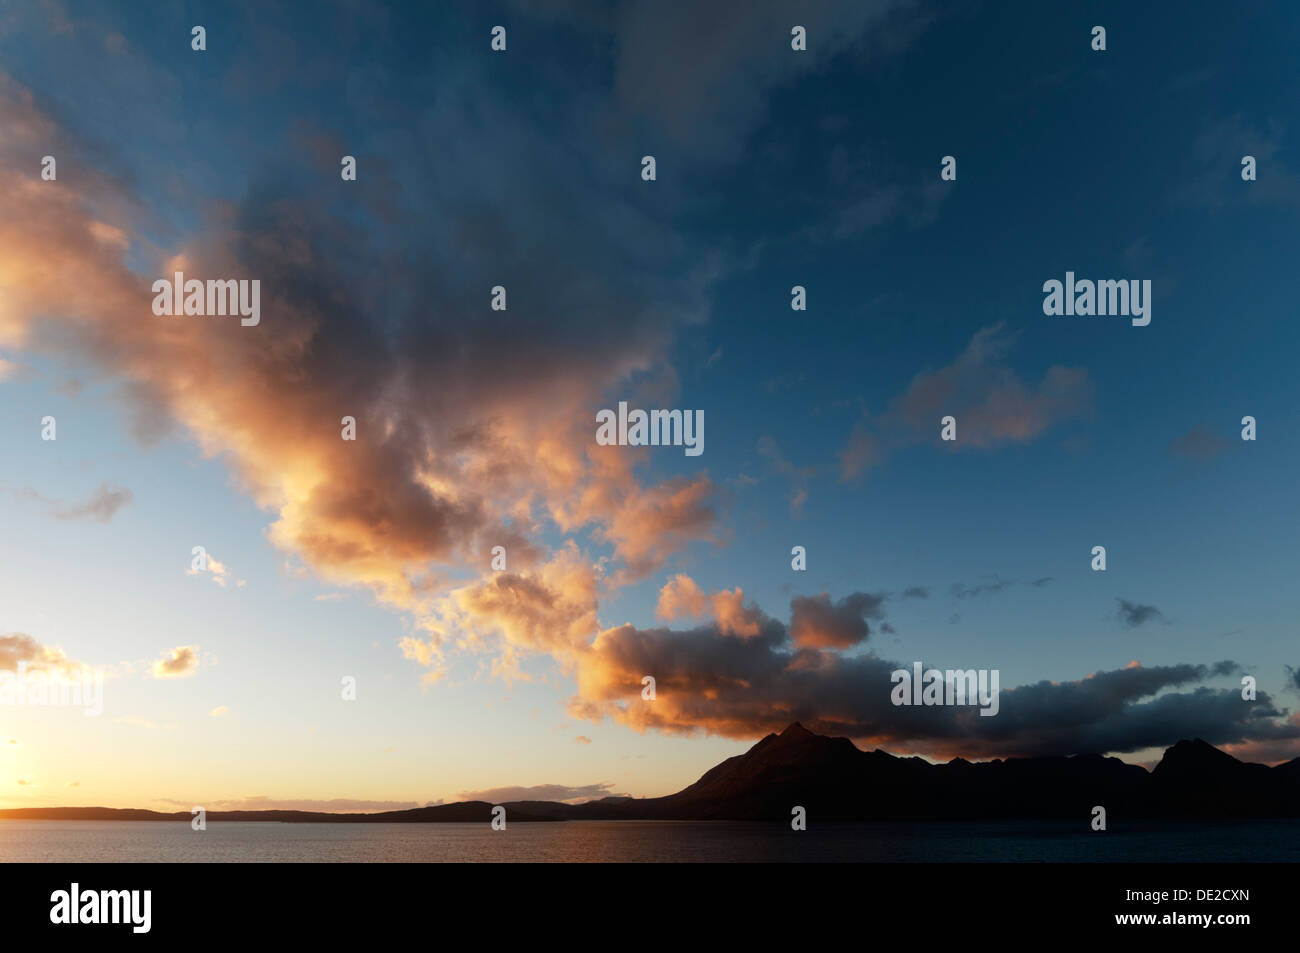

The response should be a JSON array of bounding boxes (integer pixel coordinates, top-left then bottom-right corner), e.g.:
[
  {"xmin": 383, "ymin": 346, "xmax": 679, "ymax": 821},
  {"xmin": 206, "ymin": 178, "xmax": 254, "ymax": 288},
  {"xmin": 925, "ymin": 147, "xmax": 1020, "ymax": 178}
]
[
  {"xmin": 1174, "ymin": 113, "xmax": 1300, "ymax": 209},
  {"xmin": 839, "ymin": 324, "xmax": 1092, "ymax": 479},
  {"xmin": 806, "ymin": 145, "xmax": 952, "ymax": 243},
  {"xmin": 574, "ymin": 735, "xmax": 592, "ymax": 745},
  {"xmin": 756, "ymin": 435, "xmax": 816, "ymax": 516},
  {"xmin": 151, "ymin": 645, "xmax": 199, "ymax": 679},
  {"xmin": 1286, "ymin": 665, "xmax": 1300, "ymax": 694},
  {"xmin": 159, "ymin": 796, "xmax": 420, "ymax": 813},
  {"xmin": 593, "ymin": 0, "xmax": 929, "ymax": 164},
  {"xmin": 1168, "ymin": 424, "xmax": 1233, "ymax": 464},
  {"xmin": 209, "ymin": 706, "xmax": 228, "ymax": 717},
  {"xmin": 838, "ymin": 421, "xmax": 882, "ymax": 481},
  {"xmin": 889, "ymin": 324, "xmax": 1092, "ymax": 448},
  {"xmin": 565, "ymin": 590, "xmax": 1299, "ymax": 759},
  {"xmin": 185, "ymin": 553, "xmax": 243, "ymax": 589},
  {"xmin": 455, "ymin": 782, "xmax": 626, "ymax": 805},
  {"xmin": 655, "ymin": 574, "xmax": 762, "ymax": 638},
  {"xmin": 0, "ymin": 7, "xmax": 939, "ymax": 702},
  {"xmin": 0, "ymin": 69, "xmax": 722, "ymax": 643},
  {"xmin": 789, "ymin": 591, "xmax": 885, "ymax": 649},
  {"xmin": 901, "ymin": 586, "xmax": 929, "ymax": 599},
  {"xmin": 0, "ymin": 632, "xmax": 84, "ymax": 676},
  {"xmin": 4, "ymin": 483, "xmax": 132, "ymax": 523},
  {"xmin": 51, "ymin": 483, "xmax": 133, "ymax": 522},
  {"xmin": 946, "ymin": 576, "xmax": 1052, "ymax": 600},
  {"xmin": 951, "ymin": 576, "xmax": 1015, "ymax": 599},
  {"xmin": 1223, "ymin": 722, "xmax": 1300, "ymax": 765},
  {"xmin": 1116, "ymin": 599, "xmax": 1164, "ymax": 629},
  {"xmin": 591, "ymin": 476, "xmax": 721, "ymax": 586},
  {"xmin": 656, "ymin": 574, "xmax": 707, "ymax": 619}
]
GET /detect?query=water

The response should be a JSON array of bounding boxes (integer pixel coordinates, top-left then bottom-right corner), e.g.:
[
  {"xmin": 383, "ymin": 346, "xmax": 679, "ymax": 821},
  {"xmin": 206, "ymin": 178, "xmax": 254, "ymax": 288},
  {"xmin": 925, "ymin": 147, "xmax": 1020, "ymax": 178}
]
[{"xmin": 2, "ymin": 819, "xmax": 1297, "ymax": 862}]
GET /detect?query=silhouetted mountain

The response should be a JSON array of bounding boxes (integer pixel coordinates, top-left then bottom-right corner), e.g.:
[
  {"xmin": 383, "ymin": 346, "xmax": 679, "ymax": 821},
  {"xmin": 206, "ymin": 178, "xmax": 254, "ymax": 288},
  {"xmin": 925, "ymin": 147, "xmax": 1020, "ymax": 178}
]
[
  {"xmin": 1274, "ymin": 756, "xmax": 1300, "ymax": 783},
  {"xmin": 4, "ymin": 725, "xmax": 1297, "ymax": 823},
  {"xmin": 0, "ymin": 802, "xmax": 559, "ymax": 823},
  {"xmin": 1149, "ymin": 738, "xmax": 1292, "ymax": 818},
  {"xmin": 564, "ymin": 723, "xmax": 1158, "ymax": 821}
]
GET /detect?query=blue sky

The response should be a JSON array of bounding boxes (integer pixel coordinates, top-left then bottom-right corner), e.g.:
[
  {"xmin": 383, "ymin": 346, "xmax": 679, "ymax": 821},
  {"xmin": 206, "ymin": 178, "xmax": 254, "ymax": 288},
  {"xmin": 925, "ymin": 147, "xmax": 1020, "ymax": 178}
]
[{"xmin": 1, "ymin": 0, "xmax": 1298, "ymax": 809}]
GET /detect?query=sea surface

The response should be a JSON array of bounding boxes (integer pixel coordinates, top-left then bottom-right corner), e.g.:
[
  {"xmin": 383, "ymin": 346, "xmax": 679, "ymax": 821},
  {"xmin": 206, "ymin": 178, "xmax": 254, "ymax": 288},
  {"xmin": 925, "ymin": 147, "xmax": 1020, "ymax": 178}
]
[{"xmin": 2, "ymin": 818, "xmax": 1298, "ymax": 862}]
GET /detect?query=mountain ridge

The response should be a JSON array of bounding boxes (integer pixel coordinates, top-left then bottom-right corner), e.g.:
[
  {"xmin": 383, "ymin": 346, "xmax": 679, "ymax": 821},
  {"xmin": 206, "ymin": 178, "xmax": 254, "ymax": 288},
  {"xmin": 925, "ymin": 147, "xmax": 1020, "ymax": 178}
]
[{"xmin": 4, "ymin": 724, "xmax": 1297, "ymax": 823}]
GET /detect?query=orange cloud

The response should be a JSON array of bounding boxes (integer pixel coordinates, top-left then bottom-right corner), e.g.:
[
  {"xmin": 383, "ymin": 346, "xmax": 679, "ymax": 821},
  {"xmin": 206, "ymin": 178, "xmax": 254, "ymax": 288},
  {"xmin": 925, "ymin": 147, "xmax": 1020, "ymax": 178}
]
[
  {"xmin": 0, "ymin": 633, "xmax": 85, "ymax": 678},
  {"xmin": 656, "ymin": 575, "xmax": 761, "ymax": 637},
  {"xmin": 151, "ymin": 646, "xmax": 199, "ymax": 679},
  {"xmin": 0, "ymin": 74, "xmax": 719, "ymax": 663},
  {"xmin": 656, "ymin": 574, "xmax": 706, "ymax": 619}
]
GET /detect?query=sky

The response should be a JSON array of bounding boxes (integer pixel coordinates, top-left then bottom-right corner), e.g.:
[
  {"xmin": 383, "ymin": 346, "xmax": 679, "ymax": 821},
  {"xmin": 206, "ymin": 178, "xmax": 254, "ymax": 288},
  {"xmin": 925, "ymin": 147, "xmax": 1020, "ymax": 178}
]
[{"xmin": 1, "ymin": 0, "xmax": 1299, "ymax": 811}]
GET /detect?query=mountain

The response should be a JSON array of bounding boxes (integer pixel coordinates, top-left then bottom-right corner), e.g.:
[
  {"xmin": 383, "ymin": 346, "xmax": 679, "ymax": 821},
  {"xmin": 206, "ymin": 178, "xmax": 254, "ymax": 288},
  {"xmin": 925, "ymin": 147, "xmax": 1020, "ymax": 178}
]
[
  {"xmin": 0, "ymin": 802, "xmax": 561, "ymax": 823},
  {"xmin": 4, "ymin": 724, "xmax": 1297, "ymax": 823},
  {"xmin": 565, "ymin": 722, "xmax": 1155, "ymax": 821},
  {"xmin": 1149, "ymin": 738, "xmax": 1294, "ymax": 817}
]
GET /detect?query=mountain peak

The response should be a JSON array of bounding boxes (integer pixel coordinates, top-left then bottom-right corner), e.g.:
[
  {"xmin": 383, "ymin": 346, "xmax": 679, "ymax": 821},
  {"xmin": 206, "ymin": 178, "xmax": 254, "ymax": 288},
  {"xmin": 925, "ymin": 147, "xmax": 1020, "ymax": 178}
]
[
  {"xmin": 780, "ymin": 721, "xmax": 813, "ymax": 738},
  {"xmin": 1164, "ymin": 738, "xmax": 1229, "ymax": 760},
  {"xmin": 1152, "ymin": 738, "xmax": 1242, "ymax": 780}
]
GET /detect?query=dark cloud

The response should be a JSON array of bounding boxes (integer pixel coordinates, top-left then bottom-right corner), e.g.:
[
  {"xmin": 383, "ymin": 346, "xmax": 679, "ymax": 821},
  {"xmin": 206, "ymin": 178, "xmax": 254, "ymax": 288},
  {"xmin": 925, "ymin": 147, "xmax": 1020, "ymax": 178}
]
[
  {"xmin": 951, "ymin": 575, "xmax": 1015, "ymax": 599},
  {"xmin": 1287, "ymin": 665, "xmax": 1300, "ymax": 693},
  {"xmin": 1117, "ymin": 598, "xmax": 1164, "ymax": 629},
  {"xmin": 569, "ymin": 594, "xmax": 1300, "ymax": 758},
  {"xmin": 592, "ymin": 0, "xmax": 930, "ymax": 164},
  {"xmin": 902, "ymin": 586, "xmax": 929, "ymax": 599}
]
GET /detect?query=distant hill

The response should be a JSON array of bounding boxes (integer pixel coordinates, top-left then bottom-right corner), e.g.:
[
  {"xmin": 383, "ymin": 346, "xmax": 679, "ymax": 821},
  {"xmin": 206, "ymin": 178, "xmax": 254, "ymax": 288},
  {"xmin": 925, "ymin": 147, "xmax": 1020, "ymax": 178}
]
[
  {"xmin": 0, "ymin": 801, "xmax": 559, "ymax": 823},
  {"xmin": 4, "ymin": 724, "xmax": 1297, "ymax": 823}
]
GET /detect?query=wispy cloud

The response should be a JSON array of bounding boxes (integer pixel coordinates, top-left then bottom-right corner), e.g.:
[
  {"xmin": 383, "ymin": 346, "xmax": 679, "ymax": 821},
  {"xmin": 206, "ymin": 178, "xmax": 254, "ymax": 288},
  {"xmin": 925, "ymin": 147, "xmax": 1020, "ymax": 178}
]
[
  {"xmin": 51, "ymin": 483, "xmax": 133, "ymax": 522},
  {"xmin": 455, "ymin": 782, "xmax": 627, "ymax": 805},
  {"xmin": 1116, "ymin": 598, "xmax": 1165, "ymax": 629},
  {"xmin": 839, "ymin": 324, "xmax": 1092, "ymax": 480},
  {"xmin": 1168, "ymin": 424, "xmax": 1234, "ymax": 464},
  {"xmin": 158, "ymin": 796, "xmax": 422, "ymax": 813}
]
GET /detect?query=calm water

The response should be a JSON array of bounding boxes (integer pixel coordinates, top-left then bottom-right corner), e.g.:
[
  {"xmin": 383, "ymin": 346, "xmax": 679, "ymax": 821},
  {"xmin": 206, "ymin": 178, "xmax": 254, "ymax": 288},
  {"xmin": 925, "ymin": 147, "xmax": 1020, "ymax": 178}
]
[{"xmin": 2, "ymin": 819, "xmax": 1297, "ymax": 862}]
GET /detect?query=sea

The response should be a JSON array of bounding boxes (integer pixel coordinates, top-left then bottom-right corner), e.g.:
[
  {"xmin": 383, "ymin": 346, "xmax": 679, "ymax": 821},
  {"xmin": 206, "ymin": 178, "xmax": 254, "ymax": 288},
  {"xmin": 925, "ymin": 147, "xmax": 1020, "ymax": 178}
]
[{"xmin": 2, "ymin": 818, "xmax": 1297, "ymax": 862}]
